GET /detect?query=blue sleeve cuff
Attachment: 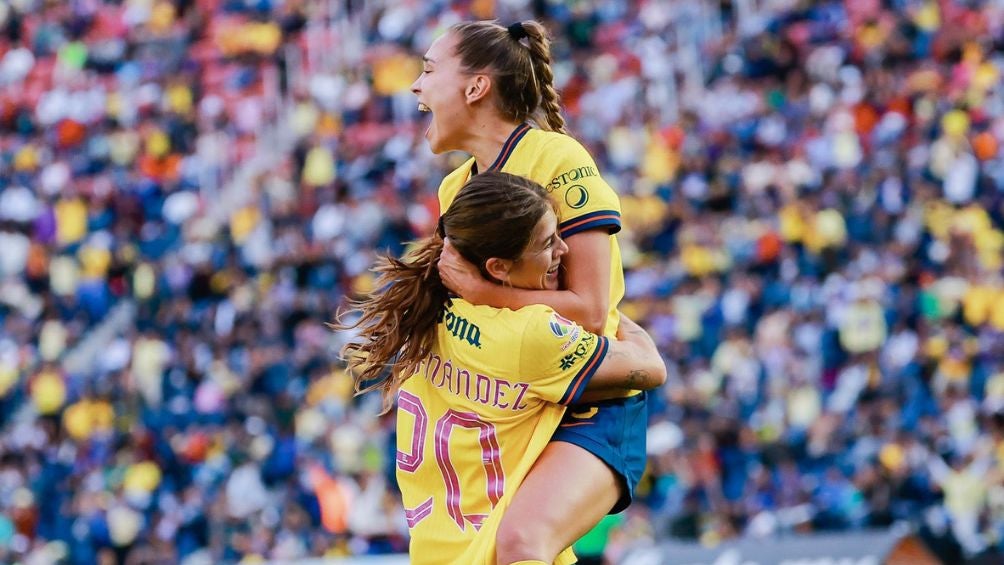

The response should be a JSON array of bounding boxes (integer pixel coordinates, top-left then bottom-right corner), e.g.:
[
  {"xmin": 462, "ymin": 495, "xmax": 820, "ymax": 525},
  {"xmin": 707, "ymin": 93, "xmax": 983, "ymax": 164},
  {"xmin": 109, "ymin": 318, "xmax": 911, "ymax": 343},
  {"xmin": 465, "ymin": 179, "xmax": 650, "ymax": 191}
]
[
  {"xmin": 558, "ymin": 336, "xmax": 609, "ymax": 406},
  {"xmin": 559, "ymin": 211, "xmax": 622, "ymax": 238}
]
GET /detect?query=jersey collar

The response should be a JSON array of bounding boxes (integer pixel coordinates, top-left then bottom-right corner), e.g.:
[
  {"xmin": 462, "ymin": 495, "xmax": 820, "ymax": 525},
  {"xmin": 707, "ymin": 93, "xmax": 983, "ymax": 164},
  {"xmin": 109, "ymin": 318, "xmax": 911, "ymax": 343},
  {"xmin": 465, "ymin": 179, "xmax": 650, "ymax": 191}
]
[{"xmin": 471, "ymin": 123, "xmax": 531, "ymax": 176}]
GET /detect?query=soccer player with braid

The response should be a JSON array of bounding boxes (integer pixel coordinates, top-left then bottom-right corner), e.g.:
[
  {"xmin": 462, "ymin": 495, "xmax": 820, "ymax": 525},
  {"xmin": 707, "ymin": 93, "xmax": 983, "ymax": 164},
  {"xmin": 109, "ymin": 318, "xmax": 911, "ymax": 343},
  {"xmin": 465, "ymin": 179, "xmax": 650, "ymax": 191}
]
[
  {"xmin": 409, "ymin": 19, "xmax": 650, "ymax": 564},
  {"xmin": 337, "ymin": 172, "xmax": 665, "ymax": 564}
]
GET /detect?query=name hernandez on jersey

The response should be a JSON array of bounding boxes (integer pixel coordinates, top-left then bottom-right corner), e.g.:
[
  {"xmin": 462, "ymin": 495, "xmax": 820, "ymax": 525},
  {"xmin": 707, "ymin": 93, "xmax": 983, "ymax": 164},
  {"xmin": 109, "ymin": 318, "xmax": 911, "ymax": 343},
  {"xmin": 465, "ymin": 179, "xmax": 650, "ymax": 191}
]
[{"xmin": 414, "ymin": 353, "xmax": 532, "ymax": 411}]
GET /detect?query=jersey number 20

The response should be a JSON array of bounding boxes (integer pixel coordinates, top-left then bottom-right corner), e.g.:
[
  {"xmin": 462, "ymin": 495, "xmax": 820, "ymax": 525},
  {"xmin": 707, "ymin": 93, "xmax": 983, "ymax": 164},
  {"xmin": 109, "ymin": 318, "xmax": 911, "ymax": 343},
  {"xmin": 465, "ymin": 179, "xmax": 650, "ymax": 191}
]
[{"xmin": 398, "ymin": 390, "xmax": 505, "ymax": 531}]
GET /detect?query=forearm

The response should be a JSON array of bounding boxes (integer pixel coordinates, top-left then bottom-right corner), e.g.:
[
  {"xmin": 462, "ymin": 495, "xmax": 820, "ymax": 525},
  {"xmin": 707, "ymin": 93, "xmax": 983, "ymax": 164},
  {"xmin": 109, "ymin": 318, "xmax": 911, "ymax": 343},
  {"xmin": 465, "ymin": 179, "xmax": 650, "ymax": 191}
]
[
  {"xmin": 619, "ymin": 319, "xmax": 665, "ymax": 390},
  {"xmin": 586, "ymin": 316, "xmax": 667, "ymax": 392},
  {"xmin": 577, "ymin": 348, "xmax": 661, "ymax": 403},
  {"xmin": 471, "ymin": 282, "xmax": 607, "ymax": 333},
  {"xmin": 595, "ymin": 343, "xmax": 664, "ymax": 391}
]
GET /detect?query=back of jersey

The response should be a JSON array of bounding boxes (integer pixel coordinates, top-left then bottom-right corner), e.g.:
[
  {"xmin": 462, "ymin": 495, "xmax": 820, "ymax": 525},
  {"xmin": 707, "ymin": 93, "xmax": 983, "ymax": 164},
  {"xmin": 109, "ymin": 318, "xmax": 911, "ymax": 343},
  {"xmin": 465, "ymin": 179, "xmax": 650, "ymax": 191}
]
[{"xmin": 396, "ymin": 299, "xmax": 608, "ymax": 564}]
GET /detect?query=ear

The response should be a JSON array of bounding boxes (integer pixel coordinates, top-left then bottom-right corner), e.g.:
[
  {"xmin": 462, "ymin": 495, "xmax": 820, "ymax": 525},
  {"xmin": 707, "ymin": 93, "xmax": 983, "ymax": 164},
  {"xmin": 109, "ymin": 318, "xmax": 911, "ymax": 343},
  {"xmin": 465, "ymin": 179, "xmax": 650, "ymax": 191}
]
[
  {"xmin": 465, "ymin": 74, "xmax": 492, "ymax": 104},
  {"xmin": 483, "ymin": 257, "xmax": 512, "ymax": 282}
]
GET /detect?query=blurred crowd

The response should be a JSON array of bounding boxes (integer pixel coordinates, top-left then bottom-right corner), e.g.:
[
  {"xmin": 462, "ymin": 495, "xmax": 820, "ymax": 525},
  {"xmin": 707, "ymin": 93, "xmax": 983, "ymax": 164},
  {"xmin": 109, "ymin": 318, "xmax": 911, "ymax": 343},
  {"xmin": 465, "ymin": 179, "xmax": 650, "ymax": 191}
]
[{"xmin": 2, "ymin": 0, "xmax": 1004, "ymax": 563}]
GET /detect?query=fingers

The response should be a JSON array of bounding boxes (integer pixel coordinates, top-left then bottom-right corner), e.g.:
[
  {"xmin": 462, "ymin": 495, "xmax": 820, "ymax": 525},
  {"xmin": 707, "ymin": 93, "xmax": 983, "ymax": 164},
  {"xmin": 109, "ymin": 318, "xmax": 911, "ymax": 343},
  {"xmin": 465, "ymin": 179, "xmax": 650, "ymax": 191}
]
[
  {"xmin": 437, "ymin": 241, "xmax": 462, "ymax": 293},
  {"xmin": 436, "ymin": 242, "xmax": 481, "ymax": 298}
]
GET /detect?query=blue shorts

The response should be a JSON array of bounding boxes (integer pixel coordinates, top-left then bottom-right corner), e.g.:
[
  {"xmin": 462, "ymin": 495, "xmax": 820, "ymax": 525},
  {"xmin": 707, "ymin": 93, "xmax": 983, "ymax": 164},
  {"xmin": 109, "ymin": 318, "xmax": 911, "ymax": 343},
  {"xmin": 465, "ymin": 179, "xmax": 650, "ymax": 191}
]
[{"xmin": 550, "ymin": 392, "xmax": 647, "ymax": 514}]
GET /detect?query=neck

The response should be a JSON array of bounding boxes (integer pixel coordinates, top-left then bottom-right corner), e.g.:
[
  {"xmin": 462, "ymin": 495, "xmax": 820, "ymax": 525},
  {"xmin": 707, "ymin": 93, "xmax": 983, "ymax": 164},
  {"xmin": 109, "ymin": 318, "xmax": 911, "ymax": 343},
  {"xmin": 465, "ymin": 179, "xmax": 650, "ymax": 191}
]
[{"xmin": 462, "ymin": 116, "xmax": 523, "ymax": 172}]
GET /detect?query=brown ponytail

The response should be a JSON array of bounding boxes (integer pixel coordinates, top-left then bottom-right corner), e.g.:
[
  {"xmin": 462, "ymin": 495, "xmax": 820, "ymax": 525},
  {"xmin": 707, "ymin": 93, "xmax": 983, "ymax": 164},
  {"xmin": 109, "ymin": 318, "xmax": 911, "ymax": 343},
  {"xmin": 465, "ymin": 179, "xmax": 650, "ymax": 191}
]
[
  {"xmin": 334, "ymin": 172, "xmax": 555, "ymax": 411},
  {"xmin": 335, "ymin": 235, "xmax": 449, "ymax": 410}
]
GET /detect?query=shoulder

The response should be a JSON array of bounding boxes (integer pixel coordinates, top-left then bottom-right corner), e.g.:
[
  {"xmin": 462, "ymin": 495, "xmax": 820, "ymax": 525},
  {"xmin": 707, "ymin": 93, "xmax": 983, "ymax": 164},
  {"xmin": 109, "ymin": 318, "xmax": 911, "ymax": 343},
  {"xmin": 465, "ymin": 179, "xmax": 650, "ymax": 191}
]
[
  {"xmin": 442, "ymin": 157, "xmax": 476, "ymax": 185},
  {"xmin": 438, "ymin": 157, "xmax": 476, "ymax": 211},
  {"xmin": 522, "ymin": 129, "xmax": 592, "ymax": 158},
  {"xmin": 512, "ymin": 303, "xmax": 559, "ymax": 324},
  {"xmin": 513, "ymin": 305, "xmax": 586, "ymax": 345},
  {"xmin": 464, "ymin": 302, "xmax": 557, "ymax": 333},
  {"xmin": 448, "ymin": 300, "xmax": 550, "ymax": 334},
  {"xmin": 464, "ymin": 301, "xmax": 555, "ymax": 328},
  {"xmin": 511, "ymin": 130, "xmax": 604, "ymax": 190}
]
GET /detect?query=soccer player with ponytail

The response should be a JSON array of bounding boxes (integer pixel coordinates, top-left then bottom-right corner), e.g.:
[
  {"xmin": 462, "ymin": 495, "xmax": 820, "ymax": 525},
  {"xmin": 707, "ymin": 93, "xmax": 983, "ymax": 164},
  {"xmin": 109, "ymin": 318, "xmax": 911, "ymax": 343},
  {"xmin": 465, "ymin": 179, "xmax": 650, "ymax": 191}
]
[
  {"xmin": 411, "ymin": 20, "xmax": 647, "ymax": 564},
  {"xmin": 337, "ymin": 172, "xmax": 665, "ymax": 564}
]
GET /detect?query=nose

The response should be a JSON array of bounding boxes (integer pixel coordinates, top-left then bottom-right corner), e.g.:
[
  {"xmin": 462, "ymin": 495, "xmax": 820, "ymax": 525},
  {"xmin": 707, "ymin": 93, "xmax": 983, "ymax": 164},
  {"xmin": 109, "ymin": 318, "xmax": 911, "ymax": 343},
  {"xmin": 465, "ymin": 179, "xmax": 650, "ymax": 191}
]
[
  {"xmin": 556, "ymin": 236, "xmax": 569, "ymax": 257},
  {"xmin": 410, "ymin": 74, "xmax": 422, "ymax": 95}
]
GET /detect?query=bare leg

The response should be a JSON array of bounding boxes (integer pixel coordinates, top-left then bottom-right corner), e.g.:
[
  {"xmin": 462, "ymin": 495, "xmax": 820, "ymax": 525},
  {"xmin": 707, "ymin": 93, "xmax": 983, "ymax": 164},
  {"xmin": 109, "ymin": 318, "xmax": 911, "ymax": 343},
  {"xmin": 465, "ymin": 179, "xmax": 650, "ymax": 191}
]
[{"xmin": 496, "ymin": 441, "xmax": 621, "ymax": 564}]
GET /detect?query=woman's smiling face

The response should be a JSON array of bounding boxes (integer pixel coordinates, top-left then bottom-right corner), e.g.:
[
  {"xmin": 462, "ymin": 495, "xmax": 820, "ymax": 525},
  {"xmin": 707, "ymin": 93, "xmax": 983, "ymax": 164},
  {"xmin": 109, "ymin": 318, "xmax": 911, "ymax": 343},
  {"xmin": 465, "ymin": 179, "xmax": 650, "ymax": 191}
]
[
  {"xmin": 411, "ymin": 32, "xmax": 475, "ymax": 154},
  {"xmin": 502, "ymin": 209, "xmax": 568, "ymax": 291}
]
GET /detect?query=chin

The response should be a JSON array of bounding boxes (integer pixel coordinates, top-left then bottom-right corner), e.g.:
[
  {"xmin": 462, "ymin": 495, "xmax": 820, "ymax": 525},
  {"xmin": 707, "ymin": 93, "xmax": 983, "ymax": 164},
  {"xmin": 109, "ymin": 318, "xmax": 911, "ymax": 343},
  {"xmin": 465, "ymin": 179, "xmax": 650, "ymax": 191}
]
[
  {"xmin": 427, "ymin": 123, "xmax": 463, "ymax": 154},
  {"xmin": 427, "ymin": 135, "xmax": 449, "ymax": 155}
]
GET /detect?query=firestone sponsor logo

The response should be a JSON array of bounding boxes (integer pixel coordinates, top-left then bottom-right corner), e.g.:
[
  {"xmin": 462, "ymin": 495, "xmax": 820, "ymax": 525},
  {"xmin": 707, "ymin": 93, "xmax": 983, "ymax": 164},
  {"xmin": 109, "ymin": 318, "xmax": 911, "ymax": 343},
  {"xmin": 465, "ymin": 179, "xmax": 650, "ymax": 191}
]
[{"xmin": 547, "ymin": 165, "xmax": 597, "ymax": 192}]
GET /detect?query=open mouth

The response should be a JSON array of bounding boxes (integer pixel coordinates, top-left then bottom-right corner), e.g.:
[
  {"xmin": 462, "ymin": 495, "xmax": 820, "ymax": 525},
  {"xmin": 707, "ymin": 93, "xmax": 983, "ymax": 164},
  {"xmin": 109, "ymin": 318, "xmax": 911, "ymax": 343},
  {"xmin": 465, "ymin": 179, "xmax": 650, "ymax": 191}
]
[
  {"xmin": 417, "ymin": 102, "xmax": 433, "ymax": 140},
  {"xmin": 547, "ymin": 264, "xmax": 559, "ymax": 276}
]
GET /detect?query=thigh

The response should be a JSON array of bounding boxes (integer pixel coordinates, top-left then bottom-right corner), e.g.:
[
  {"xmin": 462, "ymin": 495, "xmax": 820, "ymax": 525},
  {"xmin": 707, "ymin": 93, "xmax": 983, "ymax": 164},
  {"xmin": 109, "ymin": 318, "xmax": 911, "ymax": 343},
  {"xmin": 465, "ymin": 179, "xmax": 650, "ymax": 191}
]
[
  {"xmin": 552, "ymin": 394, "xmax": 649, "ymax": 513},
  {"xmin": 500, "ymin": 441, "xmax": 620, "ymax": 554}
]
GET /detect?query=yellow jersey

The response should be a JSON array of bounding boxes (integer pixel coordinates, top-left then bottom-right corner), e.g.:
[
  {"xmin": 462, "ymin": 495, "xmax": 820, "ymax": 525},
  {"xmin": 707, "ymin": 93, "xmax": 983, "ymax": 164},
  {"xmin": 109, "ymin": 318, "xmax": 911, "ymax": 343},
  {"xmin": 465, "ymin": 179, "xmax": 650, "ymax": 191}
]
[
  {"xmin": 397, "ymin": 299, "xmax": 608, "ymax": 564},
  {"xmin": 438, "ymin": 125, "xmax": 625, "ymax": 337}
]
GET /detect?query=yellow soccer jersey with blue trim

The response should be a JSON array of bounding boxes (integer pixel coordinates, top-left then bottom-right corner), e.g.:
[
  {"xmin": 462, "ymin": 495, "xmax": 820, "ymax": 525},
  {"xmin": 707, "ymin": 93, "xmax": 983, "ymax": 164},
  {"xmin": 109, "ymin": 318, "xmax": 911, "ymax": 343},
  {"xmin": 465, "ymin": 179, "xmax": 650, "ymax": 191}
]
[
  {"xmin": 397, "ymin": 299, "xmax": 608, "ymax": 565},
  {"xmin": 438, "ymin": 125, "xmax": 625, "ymax": 337}
]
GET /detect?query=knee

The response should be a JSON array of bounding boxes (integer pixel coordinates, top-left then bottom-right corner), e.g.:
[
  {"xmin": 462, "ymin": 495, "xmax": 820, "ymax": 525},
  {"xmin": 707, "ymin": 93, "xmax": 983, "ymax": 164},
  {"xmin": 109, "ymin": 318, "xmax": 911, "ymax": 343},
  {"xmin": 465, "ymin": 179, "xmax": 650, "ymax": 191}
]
[{"xmin": 496, "ymin": 513, "xmax": 552, "ymax": 563}]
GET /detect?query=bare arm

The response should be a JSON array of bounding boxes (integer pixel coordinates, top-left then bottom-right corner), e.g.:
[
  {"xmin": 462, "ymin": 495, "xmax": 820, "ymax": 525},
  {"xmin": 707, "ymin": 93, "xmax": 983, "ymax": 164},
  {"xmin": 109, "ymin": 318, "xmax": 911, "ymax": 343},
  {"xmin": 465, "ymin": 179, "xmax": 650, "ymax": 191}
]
[
  {"xmin": 586, "ymin": 314, "xmax": 666, "ymax": 393},
  {"xmin": 440, "ymin": 230, "xmax": 611, "ymax": 333}
]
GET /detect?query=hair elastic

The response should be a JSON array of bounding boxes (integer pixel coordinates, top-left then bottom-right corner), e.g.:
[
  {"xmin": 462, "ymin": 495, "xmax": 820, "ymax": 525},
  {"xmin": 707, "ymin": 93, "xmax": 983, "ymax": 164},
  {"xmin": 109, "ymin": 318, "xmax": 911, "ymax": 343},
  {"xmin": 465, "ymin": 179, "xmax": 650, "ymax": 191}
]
[{"xmin": 507, "ymin": 22, "xmax": 528, "ymax": 41}]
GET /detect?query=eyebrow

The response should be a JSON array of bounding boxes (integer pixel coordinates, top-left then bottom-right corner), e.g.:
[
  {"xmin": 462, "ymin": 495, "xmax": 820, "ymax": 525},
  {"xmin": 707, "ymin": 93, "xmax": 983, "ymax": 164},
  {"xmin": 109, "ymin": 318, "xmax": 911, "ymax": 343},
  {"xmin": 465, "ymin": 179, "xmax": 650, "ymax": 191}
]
[{"xmin": 422, "ymin": 57, "xmax": 434, "ymax": 64}]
